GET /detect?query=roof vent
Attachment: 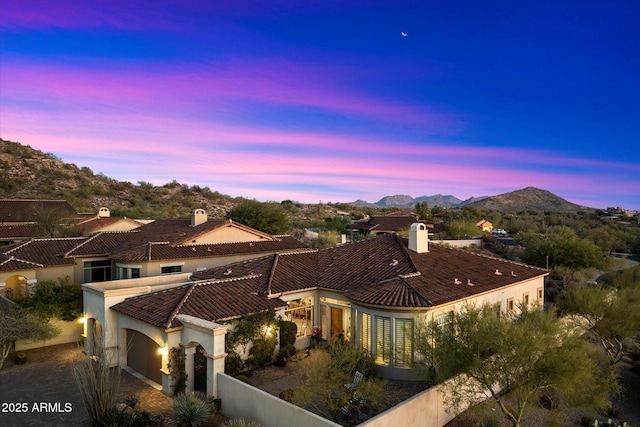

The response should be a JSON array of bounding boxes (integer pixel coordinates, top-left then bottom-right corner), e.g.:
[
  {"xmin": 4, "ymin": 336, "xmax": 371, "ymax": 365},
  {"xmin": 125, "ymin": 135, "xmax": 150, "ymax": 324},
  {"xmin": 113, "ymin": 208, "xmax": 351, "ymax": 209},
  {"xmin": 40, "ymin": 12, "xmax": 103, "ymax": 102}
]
[
  {"xmin": 408, "ymin": 223, "xmax": 429, "ymax": 253},
  {"xmin": 191, "ymin": 209, "xmax": 207, "ymax": 227},
  {"xmin": 98, "ymin": 207, "xmax": 110, "ymax": 218}
]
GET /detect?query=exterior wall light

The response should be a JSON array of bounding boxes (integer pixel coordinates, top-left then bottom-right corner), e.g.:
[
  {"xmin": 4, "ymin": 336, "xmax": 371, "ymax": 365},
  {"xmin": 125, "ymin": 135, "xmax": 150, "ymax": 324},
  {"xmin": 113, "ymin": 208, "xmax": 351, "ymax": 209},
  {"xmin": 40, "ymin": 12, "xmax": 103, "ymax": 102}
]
[{"xmin": 158, "ymin": 346, "xmax": 168, "ymax": 355}]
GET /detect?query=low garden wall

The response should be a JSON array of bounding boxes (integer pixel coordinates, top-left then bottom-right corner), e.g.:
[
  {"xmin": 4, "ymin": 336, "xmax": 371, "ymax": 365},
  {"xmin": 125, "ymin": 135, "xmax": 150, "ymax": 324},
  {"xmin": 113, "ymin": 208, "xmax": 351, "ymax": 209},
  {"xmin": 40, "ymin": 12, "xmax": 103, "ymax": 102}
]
[
  {"xmin": 358, "ymin": 377, "xmax": 473, "ymax": 427},
  {"xmin": 217, "ymin": 373, "xmax": 341, "ymax": 427},
  {"xmin": 16, "ymin": 318, "xmax": 83, "ymax": 351}
]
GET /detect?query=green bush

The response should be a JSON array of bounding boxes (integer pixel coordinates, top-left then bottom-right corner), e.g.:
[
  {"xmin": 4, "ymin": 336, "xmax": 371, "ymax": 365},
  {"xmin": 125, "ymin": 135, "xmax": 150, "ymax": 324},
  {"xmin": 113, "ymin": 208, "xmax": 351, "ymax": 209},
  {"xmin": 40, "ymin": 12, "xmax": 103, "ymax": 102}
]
[
  {"xmin": 16, "ymin": 277, "xmax": 82, "ymax": 321},
  {"xmin": 247, "ymin": 339, "xmax": 276, "ymax": 369},
  {"xmin": 279, "ymin": 321, "xmax": 297, "ymax": 348},
  {"xmin": 169, "ymin": 393, "xmax": 212, "ymax": 427},
  {"xmin": 100, "ymin": 408, "xmax": 151, "ymax": 427}
]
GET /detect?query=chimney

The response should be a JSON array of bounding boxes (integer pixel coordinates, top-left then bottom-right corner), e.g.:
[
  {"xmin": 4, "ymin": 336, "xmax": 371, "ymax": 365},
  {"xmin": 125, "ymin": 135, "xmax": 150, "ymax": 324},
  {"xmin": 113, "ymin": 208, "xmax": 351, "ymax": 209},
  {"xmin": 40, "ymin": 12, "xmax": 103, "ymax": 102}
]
[
  {"xmin": 409, "ymin": 223, "xmax": 429, "ymax": 253},
  {"xmin": 98, "ymin": 207, "xmax": 110, "ymax": 218},
  {"xmin": 191, "ymin": 209, "xmax": 207, "ymax": 227}
]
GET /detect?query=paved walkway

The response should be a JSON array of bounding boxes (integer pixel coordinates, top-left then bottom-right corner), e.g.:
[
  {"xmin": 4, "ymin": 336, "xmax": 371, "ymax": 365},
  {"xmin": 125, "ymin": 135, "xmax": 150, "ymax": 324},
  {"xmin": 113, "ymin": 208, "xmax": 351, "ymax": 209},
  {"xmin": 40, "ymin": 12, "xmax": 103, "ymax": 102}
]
[{"xmin": 0, "ymin": 343, "xmax": 174, "ymax": 427}]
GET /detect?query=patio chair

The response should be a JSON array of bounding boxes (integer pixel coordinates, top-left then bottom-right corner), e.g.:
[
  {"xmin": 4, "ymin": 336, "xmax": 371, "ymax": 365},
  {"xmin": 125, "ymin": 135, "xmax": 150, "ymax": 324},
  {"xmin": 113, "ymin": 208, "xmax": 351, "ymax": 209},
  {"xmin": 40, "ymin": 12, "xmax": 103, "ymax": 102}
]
[{"xmin": 343, "ymin": 370, "xmax": 363, "ymax": 391}]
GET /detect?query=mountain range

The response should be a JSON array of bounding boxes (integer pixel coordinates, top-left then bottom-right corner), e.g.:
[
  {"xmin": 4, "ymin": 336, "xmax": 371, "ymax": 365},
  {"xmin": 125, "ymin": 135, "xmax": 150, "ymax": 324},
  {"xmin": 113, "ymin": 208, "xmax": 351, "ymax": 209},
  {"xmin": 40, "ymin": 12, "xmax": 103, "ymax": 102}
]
[
  {"xmin": 1, "ymin": 139, "xmax": 593, "ymax": 215},
  {"xmin": 350, "ymin": 187, "xmax": 591, "ymax": 213},
  {"xmin": 349, "ymin": 194, "xmax": 487, "ymax": 209}
]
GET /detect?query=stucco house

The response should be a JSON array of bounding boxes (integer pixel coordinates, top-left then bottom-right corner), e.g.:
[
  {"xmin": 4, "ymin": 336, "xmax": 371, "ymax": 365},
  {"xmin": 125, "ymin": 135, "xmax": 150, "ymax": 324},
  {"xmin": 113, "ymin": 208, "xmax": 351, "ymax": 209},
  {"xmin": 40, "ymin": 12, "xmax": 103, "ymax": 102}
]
[
  {"xmin": 475, "ymin": 219, "xmax": 493, "ymax": 233},
  {"xmin": 82, "ymin": 223, "xmax": 547, "ymax": 398},
  {"xmin": 0, "ymin": 209, "xmax": 307, "ymax": 301},
  {"xmin": 0, "ymin": 200, "xmax": 143, "ymax": 245},
  {"xmin": 346, "ymin": 212, "xmax": 419, "ymax": 236}
]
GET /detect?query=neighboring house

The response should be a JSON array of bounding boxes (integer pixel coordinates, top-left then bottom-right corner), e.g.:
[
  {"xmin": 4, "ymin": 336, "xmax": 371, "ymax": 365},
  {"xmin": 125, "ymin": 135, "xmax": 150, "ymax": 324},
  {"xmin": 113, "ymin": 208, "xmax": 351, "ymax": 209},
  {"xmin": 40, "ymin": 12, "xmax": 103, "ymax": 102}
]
[
  {"xmin": 0, "ymin": 200, "xmax": 143, "ymax": 243},
  {"xmin": 476, "ymin": 219, "xmax": 493, "ymax": 232},
  {"xmin": 83, "ymin": 223, "xmax": 547, "ymax": 397},
  {"xmin": 75, "ymin": 207, "xmax": 144, "ymax": 234},
  {"xmin": 0, "ymin": 209, "xmax": 308, "ymax": 301},
  {"xmin": 347, "ymin": 212, "xmax": 418, "ymax": 236},
  {"xmin": 0, "ymin": 199, "xmax": 77, "ymax": 224},
  {"xmin": 0, "ymin": 223, "xmax": 47, "ymax": 246}
]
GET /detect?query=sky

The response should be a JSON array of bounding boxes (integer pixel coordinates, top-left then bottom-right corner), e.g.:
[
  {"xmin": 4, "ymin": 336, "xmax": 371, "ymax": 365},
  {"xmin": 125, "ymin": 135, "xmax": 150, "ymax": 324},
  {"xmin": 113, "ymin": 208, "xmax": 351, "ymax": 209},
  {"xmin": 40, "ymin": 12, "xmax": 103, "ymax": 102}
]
[{"xmin": 1, "ymin": 1, "xmax": 639, "ymax": 210}]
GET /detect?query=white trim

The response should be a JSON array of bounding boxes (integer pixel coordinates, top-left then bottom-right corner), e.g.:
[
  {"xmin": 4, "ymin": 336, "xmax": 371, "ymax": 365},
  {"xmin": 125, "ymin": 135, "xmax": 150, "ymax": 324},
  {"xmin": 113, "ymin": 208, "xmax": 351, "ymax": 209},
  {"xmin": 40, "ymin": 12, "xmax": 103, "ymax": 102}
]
[{"xmin": 116, "ymin": 263, "xmax": 142, "ymax": 269}]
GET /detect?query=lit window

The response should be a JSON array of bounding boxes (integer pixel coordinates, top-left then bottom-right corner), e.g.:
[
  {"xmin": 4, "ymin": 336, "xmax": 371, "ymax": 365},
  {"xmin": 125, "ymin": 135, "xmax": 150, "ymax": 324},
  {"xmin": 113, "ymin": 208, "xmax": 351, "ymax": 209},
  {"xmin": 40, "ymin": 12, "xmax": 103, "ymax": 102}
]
[
  {"xmin": 395, "ymin": 319, "xmax": 413, "ymax": 367},
  {"xmin": 375, "ymin": 316, "xmax": 391, "ymax": 365},
  {"xmin": 360, "ymin": 313, "xmax": 371, "ymax": 352}
]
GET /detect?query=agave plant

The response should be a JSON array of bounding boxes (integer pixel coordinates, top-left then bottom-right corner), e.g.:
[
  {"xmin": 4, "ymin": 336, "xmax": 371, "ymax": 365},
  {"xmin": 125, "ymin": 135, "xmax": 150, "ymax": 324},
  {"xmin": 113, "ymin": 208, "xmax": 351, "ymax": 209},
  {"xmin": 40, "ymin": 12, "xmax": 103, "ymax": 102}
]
[{"xmin": 169, "ymin": 393, "xmax": 212, "ymax": 427}]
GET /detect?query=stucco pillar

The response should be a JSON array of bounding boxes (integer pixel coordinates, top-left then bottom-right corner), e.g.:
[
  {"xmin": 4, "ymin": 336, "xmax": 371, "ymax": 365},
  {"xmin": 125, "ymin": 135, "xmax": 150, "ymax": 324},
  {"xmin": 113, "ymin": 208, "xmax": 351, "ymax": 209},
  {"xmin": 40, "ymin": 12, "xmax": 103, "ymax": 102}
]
[{"xmin": 184, "ymin": 344, "xmax": 196, "ymax": 393}]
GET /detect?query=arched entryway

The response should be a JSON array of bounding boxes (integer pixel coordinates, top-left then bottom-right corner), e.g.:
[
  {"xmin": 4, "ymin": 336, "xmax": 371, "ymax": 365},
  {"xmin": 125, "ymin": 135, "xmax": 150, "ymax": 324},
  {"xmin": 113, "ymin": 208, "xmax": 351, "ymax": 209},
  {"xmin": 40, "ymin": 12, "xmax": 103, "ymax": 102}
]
[
  {"xmin": 194, "ymin": 344, "xmax": 207, "ymax": 393},
  {"xmin": 4, "ymin": 275, "xmax": 27, "ymax": 301},
  {"xmin": 126, "ymin": 329, "xmax": 162, "ymax": 385}
]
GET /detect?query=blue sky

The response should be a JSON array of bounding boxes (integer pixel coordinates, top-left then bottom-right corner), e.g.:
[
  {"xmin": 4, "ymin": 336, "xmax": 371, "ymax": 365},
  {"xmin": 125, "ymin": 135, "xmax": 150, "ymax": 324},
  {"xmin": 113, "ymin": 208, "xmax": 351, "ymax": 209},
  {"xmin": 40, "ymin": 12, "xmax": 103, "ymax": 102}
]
[{"xmin": 1, "ymin": 0, "xmax": 639, "ymax": 209}]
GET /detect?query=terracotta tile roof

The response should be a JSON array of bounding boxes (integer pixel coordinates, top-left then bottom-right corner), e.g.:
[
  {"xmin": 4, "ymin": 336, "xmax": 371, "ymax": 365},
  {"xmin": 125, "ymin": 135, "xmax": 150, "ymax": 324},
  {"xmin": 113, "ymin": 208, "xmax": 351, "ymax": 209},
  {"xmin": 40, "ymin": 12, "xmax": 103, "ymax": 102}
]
[
  {"xmin": 111, "ymin": 235, "xmax": 307, "ymax": 262},
  {"xmin": 347, "ymin": 214, "xmax": 418, "ymax": 233},
  {"xmin": 76, "ymin": 216, "xmax": 140, "ymax": 233},
  {"xmin": 2, "ymin": 237, "xmax": 83, "ymax": 267},
  {"xmin": 401, "ymin": 243, "xmax": 546, "ymax": 307},
  {"xmin": 191, "ymin": 233, "xmax": 547, "ymax": 310},
  {"xmin": 0, "ymin": 223, "xmax": 46, "ymax": 239},
  {"xmin": 343, "ymin": 277, "xmax": 431, "ymax": 308},
  {"xmin": 0, "ymin": 199, "xmax": 76, "ymax": 223},
  {"xmin": 64, "ymin": 232, "xmax": 133, "ymax": 257},
  {"xmin": 317, "ymin": 234, "xmax": 416, "ymax": 291},
  {"xmin": 0, "ymin": 253, "xmax": 44, "ymax": 271},
  {"xmin": 112, "ymin": 276, "xmax": 286, "ymax": 328}
]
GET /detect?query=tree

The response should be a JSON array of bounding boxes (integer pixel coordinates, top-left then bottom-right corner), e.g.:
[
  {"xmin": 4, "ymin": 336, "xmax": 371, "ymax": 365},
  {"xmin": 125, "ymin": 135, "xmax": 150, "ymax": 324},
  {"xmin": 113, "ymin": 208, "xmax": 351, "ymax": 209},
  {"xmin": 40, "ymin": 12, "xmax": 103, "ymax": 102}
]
[
  {"xmin": 293, "ymin": 342, "xmax": 388, "ymax": 422},
  {"xmin": 16, "ymin": 276, "xmax": 82, "ymax": 321},
  {"xmin": 226, "ymin": 200, "xmax": 290, "ymax": 234},
  {"xmin": 444, "ymin": 219, "xmax": 479, "ymax": 239},
  {"xmin": 415, "ymin": 201, "xmax": 431, "ymax": 220},
  {"xmin": 522, "ymin": 226, "xmax": 605, "ymax": 269},
  {"xmin": 414, "ymin": 303, "xmax": 617, "ymax": 427},
  {"xmin": 0, "ymin": 307, "xmax": 60, "ymax": 369},
  {"xmin": 558, "ymin": 270, "xmax": 640, "ymax": 365}
]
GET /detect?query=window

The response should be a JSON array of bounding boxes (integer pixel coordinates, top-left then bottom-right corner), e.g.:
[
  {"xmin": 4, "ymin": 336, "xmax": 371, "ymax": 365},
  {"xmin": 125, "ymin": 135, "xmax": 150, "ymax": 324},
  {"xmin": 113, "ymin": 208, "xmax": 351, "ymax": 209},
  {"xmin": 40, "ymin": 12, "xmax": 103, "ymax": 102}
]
[
  {"xmin": 395, "ymin": 318, "xmax": 413, "ymax": 367},
  {"xmin": 283, "ymin": 297, "xmax": 313, "ymax": 336},
  {"xmin": 507, "ymin": 297, "xmax": 515, "ymax": 313},
  {"xmin": 84, "ymin": 260, "xmax": 112, "ymax": 283},
  {"xmin": 375, "ymin": 316, "xmax": 391, "ymax": 365},
  {"xmin": 537, "ymin": 287, "xmax": 544, "ymax": 302},
  {"xmin": 436, "ymin": 311, "xmax": 453, "ymax": 329},
  {"xmin": 161, "ymin": 265, "xmax": 182, "ymax": 274},
  {"xmin": 118, "ymin": 266, "xmax": 141, "ymax": 280},
  {"xmin": 360, "ymin": 313, "xmax": 371, "ymax": 352},
  {"xmin": 523, "ymin": 292, "xmax": 530, "ymax": 306}
]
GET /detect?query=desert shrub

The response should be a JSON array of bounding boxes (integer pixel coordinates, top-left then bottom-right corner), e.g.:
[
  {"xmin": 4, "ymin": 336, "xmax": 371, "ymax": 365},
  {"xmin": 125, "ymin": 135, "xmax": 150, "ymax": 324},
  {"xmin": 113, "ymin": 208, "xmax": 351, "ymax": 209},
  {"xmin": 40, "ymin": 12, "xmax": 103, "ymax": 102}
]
[
  {"xmin": 169, "ymin": 393, "xmax": 212, "ymax": 427},
  {"xmin": 222, "ymin": 418, "xmax": 264, "ymax": 427},
  {"xmin": 279, "ymin": 320, "xmax": 297, "ymax": 348},
  {"xmin": 73, "ymin": 334, "xmax": 120, "ymax": 427},
  {"xmin": 247, "ymin": 339, "xmax": 276, "ymax": 369},
  {"xmin": 100, "ymin": 408, "xmax": 151, "ymax": 427},
  {"xmin": 225, "ymin": 351, "xmax": 243, "ymax": 375}
]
